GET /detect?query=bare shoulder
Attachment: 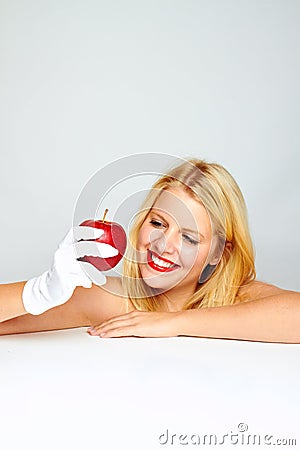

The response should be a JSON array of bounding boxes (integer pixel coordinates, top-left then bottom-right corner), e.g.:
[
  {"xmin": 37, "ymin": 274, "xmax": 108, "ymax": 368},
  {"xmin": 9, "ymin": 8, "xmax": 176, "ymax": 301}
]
[
  {"xmin": 236, "ymin": 279, "xmax": 296, "ymax": 302},
  {"xmin": 80, "ymin": 276, "xmax": 136, "ymax": 325}
]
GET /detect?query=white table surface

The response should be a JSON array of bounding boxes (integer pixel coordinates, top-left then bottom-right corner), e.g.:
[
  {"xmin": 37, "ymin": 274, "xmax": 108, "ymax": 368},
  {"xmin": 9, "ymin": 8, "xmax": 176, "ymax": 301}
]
[{"xmin": 1, "ymin": 328, "xmax": 299, "ymax": 450}]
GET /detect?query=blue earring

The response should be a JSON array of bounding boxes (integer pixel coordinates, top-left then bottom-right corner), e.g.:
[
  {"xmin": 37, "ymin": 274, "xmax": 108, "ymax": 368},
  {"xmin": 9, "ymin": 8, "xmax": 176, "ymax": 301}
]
[{"xmin": 198, "ymin": 264, "xmax": 216, "ymax": 284}]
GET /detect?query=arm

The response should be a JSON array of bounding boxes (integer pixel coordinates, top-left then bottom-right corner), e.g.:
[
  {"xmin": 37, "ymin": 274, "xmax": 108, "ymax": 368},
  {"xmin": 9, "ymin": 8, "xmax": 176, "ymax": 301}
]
[
  {"xmin": 88, "ymin": 281, "xmax": 300, "ymax": 343},
  {"xmin": 0, "ymin": 281, "xmax": 28, "ymax": 322},
  {"xmin": 0, "ymin": 278, "xmax": 129, "ymax": 336},
  {"xmin": 0, "ymin": 285, "xmax": 90, "ymax": 335},
  {"xmin": 178, "ymin": 286, "xmax": 300, "ymax": 344}
]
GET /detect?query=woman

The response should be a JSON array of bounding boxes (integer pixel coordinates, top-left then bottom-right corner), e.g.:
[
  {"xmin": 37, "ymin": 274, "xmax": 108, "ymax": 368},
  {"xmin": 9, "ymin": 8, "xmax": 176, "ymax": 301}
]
[{"xmin": 0, "ymin": 158, "xmax": 299, "ymax": 342}]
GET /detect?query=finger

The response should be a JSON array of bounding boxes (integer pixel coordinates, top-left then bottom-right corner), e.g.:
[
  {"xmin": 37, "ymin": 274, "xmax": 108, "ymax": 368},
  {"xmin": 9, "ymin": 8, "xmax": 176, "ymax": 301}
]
[
  {"xmin": 59, "ymin": 226, "xmax": 104, "ymax": 249},
  {"xmin": 93, "ymin": 311, "xmax": 138, "ymax": 328},
  {"xmin": 77, "ymin": 261, "xmax": 107, "ymax": 286},
  {"xmin": 73, "ymin": 226, "xmax": 104, "ymax": 241},
  {"xmin": 92, "ymin": 325, "xmax": 136, "ymax": 338},
  {"xmin": 74, "ymin": 241, "xmax": 118, "ymax": 258},
  {"xmin": 100, "ymin": 327, "xmax": 136, "ymax": 338},
  {"xmin": 88, "ymin": 318, "xmax": 135, "ymax": 335},
  {"xmin": 68, "ymin": 272, "xmax": 92, "ymax": 289}
]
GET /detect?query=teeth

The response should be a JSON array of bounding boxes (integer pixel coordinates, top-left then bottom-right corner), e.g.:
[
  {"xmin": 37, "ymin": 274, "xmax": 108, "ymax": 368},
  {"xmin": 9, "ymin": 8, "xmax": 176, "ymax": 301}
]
[{"xmin": 151, "ymin": 253, "xmax": 174, "ymax": 268}]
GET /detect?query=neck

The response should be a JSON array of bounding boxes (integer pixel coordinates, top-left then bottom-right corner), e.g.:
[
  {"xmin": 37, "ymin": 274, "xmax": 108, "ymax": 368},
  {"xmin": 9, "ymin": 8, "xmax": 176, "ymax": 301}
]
[{"xmin": 158, "ymin": 282, "xmax": 198, "ymax": 312}]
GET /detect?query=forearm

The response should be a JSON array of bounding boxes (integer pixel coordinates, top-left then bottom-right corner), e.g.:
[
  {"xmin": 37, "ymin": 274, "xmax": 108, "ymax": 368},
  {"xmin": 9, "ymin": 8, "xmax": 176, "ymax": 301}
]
[
  {"xmin": 177, "ymin": 292, "xmax": 300, "ymax": 343},
  {"xmin": 0, "ymin": 282, "xmax": 28, "ymax": 322}
]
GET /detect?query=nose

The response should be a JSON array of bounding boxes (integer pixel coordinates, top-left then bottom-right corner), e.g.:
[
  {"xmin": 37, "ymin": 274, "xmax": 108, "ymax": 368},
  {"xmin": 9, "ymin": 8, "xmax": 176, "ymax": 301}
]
[{"xmin": 150, "ymin": 228, "xmax": 180, "ymax": 256}]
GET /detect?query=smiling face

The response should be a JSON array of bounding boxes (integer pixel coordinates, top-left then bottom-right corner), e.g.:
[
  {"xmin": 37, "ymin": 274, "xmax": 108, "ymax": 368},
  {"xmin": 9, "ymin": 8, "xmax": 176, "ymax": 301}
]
[{"xmin": 136, "ymin": 187, "xmax": 214, "ymax": 294}]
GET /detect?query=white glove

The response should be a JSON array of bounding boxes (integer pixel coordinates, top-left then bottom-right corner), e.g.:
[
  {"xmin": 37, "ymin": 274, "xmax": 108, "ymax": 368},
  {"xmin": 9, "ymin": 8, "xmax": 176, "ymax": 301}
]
[{"xmin": 22, "ymin": 226, "xmax": 118, "ymax": 315}]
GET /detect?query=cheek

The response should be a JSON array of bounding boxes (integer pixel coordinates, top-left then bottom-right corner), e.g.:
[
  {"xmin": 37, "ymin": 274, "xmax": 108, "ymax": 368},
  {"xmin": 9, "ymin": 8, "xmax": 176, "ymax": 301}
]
[
  {"xmin": 137, "ymin": 226, "xmax": 164, "ymax": 250},
  {"xmin": 179, "ymin": 245, "xmax": 197, "ymax": 266},
  {"xmin": 180, "ymin": 244, "xmax": 210, "ymax": 269},
  {"xmin": 136, "ymin": 226, "xmax": 150, "ymax": 249}
]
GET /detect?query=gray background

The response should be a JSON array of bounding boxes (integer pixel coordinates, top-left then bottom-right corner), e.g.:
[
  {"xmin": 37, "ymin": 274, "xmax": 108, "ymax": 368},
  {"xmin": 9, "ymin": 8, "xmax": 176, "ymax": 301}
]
[{"xmin": 1, "ymin": 0, "xmax": 299, "ymax": 290}]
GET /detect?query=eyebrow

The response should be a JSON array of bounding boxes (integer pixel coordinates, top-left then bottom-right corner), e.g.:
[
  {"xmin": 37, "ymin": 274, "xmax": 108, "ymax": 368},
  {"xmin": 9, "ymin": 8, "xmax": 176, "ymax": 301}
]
[{"xmin": 150, "ymin": 210, "xmax": 206, "ymax": 241}]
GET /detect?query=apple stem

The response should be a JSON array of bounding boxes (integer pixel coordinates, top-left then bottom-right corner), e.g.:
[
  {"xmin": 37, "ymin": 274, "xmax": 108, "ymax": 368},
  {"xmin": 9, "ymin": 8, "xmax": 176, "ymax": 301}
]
[{"xmin": 102, "ymin": 208, "xmax": 109, "ymax": 223}]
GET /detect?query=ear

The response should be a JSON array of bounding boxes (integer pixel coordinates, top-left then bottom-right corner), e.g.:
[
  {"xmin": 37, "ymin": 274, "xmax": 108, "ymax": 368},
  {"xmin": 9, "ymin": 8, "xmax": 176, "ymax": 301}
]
[
  {"xmin": 222, "ymin": 240, "xmax": 233, "ymax": 262},
  {"xmin": 225, "ymin": 241, "xmax": 233, "ymax": 254},
  {"xmin": 209, "ymin": 240, "xmax": 233, "ymax": 265}
]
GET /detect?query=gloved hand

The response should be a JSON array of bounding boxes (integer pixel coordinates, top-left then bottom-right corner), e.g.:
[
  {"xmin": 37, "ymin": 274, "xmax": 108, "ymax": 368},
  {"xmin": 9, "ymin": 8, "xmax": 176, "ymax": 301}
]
[{"xmin": 22, "ymin": 225, "xmax": 118, "ymax": 315}]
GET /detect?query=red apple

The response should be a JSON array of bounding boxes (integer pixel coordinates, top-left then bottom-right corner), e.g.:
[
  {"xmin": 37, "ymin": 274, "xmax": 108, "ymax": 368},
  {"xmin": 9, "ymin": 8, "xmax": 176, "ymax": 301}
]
[{"xmin": 78, "ymin": 209, "xmax": 127, "ymax": 271}]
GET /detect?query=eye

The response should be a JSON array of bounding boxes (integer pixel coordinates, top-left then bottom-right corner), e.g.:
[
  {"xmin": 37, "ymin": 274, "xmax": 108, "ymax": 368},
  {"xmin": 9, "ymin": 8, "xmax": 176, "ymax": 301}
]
[
  {"xmin": 149, "ymin": 219, "xmax": 165, "ymax": 228},
  {"xmin": 182, "ymin": 234, "xmax": 199, "ymax": 245}
]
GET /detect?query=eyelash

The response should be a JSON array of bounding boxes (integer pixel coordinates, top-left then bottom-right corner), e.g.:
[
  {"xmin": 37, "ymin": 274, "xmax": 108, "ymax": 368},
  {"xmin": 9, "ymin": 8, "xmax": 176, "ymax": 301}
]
[
  {"xmin": 149, "ymin": 219, "xmax": 164, "ymax": 228},
  {"xmin": 149, "ymin": 219, "xmax": 199, "ymax": 245},
  {"xmin": 182, "ymin": 234, "xmax": 198, "ymax": 245}
]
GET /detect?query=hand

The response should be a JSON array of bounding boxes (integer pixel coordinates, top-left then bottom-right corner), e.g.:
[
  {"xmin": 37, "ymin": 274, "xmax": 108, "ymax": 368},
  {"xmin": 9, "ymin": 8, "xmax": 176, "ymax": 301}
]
[
  {"xmin": 87, "ymin": 310, "xmax": 181, "ymax": 338},
  {"xmin": 22, "ymin": 226, "xmax": 118, "ymax": 315}
]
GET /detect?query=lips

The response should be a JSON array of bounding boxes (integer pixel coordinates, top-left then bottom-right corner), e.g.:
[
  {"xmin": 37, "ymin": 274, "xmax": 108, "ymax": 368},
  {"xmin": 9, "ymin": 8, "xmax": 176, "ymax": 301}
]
[{"xmin": 146, "ymin": 249, "xmax": 179, "ymax": 273}]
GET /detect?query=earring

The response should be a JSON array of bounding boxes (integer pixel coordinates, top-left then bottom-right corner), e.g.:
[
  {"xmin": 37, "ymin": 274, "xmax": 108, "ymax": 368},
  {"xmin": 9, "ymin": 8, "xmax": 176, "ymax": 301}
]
[{"xmin": 198, "ymin": 264, "xmax": 216, "ymax": 284}]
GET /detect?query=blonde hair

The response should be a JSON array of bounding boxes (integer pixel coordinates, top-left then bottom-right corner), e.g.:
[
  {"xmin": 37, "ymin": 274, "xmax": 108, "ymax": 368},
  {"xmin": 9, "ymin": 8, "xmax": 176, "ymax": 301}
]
[{"xmin": 122, "ymin": 158, "xmax": 256, "ymax": 311}]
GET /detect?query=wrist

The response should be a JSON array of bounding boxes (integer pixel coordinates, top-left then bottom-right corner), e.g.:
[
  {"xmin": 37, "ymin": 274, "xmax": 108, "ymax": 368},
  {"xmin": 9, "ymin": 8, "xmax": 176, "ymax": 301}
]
[
  {"xmin": 172, "ymin": 309, "xmax": 207, "ymax": 338},
  {"xmin": 172, "ymin": 310, "xmax": 187, "ymax": 336},
  {"xmin": 22, "ymin": 271, "xmax": 74, "ymax": 315},
  {"xmin": 22, "ymin": 275, "xmax": 47, "ymax": 315}
]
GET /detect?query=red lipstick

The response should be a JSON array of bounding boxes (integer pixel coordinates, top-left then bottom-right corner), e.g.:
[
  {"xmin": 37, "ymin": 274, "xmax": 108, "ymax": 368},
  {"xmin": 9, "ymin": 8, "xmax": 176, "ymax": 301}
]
[{"xmin": 147, "ymin": 250, "xmax": 179, "ymax": 273}]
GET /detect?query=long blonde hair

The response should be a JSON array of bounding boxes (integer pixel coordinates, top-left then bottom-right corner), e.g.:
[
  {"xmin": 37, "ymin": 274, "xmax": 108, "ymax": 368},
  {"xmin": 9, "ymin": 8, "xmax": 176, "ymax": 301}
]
[{"xmin": 122, "ymin": 158, "xmax": 256, "ymax": 311}]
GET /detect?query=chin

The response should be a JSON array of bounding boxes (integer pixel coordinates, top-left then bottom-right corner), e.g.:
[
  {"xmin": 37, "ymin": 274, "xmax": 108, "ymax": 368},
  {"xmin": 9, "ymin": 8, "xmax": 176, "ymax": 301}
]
[
  {"xmin": 142, "ymin": 277, "xmax": 167, "ymax": 291},
  {"xmin": 140, "ymin": 271, "xmax": 182, "ymax": 293},
  {"xmin": 138, "ymin": 267, "xmax": 165, "ymax": 289}
]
